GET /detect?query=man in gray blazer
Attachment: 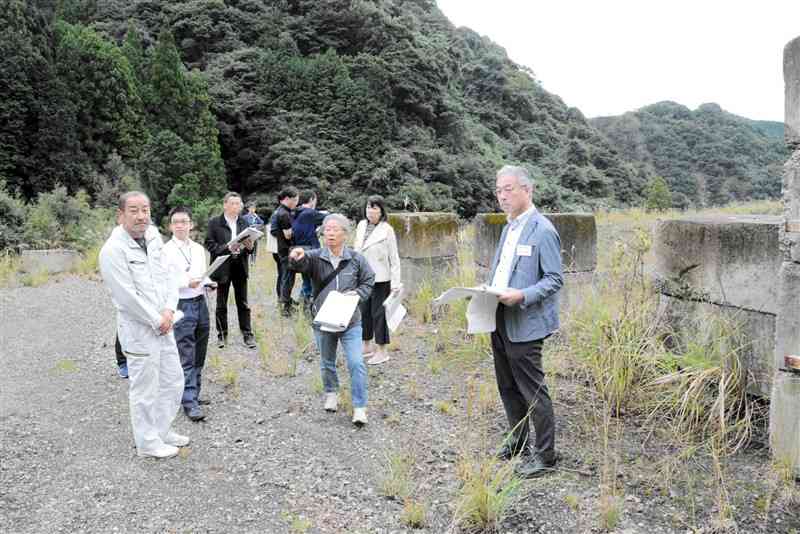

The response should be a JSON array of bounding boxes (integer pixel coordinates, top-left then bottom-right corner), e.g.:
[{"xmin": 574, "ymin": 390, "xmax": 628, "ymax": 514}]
[{"xmin": 489, "ymin": 165, "xmax": 563, "ymax": 478}]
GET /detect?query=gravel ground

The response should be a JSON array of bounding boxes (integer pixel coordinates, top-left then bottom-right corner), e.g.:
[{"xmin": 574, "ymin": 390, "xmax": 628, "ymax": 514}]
[{"xmin": 1, "ymin": 268, "xmax": 799, "ymax": 534}]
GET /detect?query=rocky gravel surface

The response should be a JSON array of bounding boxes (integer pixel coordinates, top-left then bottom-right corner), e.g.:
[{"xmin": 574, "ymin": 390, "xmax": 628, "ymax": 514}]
[{"xmin": 1, "ymin": 272, "xmax": 799, "ymax": 533}]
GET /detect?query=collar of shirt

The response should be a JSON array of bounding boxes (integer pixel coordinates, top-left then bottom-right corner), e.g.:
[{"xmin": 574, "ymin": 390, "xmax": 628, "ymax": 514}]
[{"xmin": 507, "ymin": 205, "xmax": 536, "ymax": 231}]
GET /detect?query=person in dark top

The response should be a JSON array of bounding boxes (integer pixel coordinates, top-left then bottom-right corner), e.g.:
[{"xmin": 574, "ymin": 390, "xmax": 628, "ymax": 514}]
[
  {"xmin": 272, "ymin": 187, "xmax": 299, "ymax": 316},
  {"xmin": 205, "ymin": 192, "xmax": 257, "ymax": 349},
  {"xmin": 291, "ymin": 190, "xmax": 328, "ymax": 311},
  {"xmin": 243, "ymin": 201, "xmax": 265, "ymax": 266}
]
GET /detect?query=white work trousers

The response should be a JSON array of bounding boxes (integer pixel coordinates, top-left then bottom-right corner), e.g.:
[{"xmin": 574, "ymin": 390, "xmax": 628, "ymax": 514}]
[{"xmin": 124, "ymin": 332, "xmax": 184, "ymax": 454}]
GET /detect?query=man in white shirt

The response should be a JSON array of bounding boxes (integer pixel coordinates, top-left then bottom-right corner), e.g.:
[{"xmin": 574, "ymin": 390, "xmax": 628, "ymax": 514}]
[
  {"xmin": 162, "ymin": 206, "xmax": 213, "ymax": 422},
  {"xmin": 488, "ymin": 165, "xmax": 563, "ymax": 478},
  {"xmin": 99, "ymin": 192, "xmax": 189, "ymax": 459}
]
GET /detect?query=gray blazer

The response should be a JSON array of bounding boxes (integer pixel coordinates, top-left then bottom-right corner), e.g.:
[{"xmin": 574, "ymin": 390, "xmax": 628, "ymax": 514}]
[{"xmin": 488, "ymin": 210, "xmax": 563, "ymax": 342}]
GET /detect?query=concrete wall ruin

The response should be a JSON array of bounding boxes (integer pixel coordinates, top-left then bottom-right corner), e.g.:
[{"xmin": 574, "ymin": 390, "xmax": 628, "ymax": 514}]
[
  {"xmin": 386, "ymin": 212, "xmax": 459, "ymax": 295},
  {"xmin": 770, "ymin": 36, "xmax": 800, "ymax": 479},
  {"xmin": 653, "ymin": 216, "xmax": 782, "ymax": 396}
]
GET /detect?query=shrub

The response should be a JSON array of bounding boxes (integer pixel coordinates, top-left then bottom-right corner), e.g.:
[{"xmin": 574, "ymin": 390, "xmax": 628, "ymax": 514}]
[{"xmin": 0, "ymin": 180, "xmax": 27, "ymax": 251}]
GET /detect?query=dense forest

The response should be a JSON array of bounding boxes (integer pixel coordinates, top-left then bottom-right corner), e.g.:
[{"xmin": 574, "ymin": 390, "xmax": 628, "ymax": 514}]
[
  {"xmin": 591, "ymin": 102, "xmax": 787, "ymax": 208},
  {"xmin": 0, "ymin": 0, "xmax": 787, "ymax": 238},
  {"xmin": 1, "ymin": 0, "xmax": 654, "ymax": 225}
]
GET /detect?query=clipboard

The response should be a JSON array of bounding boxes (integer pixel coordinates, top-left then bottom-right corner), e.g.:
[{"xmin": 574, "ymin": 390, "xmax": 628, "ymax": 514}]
[{"xmin": 203, "ymin": 255, "xmax": 230, "ymax": 280}]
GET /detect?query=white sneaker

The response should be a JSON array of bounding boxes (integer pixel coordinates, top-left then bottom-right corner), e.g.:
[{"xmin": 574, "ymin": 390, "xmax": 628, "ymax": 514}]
[
  {"xmin": 137, "ymin": 444, "xmax": 180, "ymax": 459},
  {"xmin": 352, "ymin": 407, "xmax": 367, "ymax": 426},
  {"xmin": 367, "ymin": 352, "xmax": 390, "ymax": 365},
  {"xmin": 324, "ymin": 392, "xmax": 338, "ymax": 412},
  {"xmin": 163, "ymin": 430, "xmax": 190, "ymax": 447}
]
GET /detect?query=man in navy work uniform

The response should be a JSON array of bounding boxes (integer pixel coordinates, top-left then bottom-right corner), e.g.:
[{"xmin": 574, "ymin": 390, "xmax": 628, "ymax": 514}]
[
  {"xmin": 291, "ymin": 190, "xmax": 327, "ymax": 311},
  {"xmin": 488, "ymin": 165, "xmax": 563, "ymax": 478}
]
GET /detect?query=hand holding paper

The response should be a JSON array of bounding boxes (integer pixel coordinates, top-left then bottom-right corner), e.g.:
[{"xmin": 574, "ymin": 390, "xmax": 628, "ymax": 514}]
[{"xmin": 433, "ymin": 285, "xmax": 503, "ymax": 334}]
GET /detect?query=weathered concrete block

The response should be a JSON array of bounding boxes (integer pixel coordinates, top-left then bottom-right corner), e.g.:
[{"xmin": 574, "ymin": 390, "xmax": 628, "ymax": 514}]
[
  {"xmin": 560, "ymin": 271, "xmax": 597, "ymax": 315},
  {"xmin": 20, "ymin": 249, "xmax": 80, "ymax": 274},
  {"xmin": 654, "ymin": 216, "xmax": 782, "ymax": 314},
  {"xmin": 774, "ymin": 261, "xmax": 800, "ymax": 374},
  {"xmin": 770, "ymin": 372, "xmax": 800, "ymax": 478},
  {"xmin": 548, "ymin": 213, "xmax": 597, "ymax": 272},
  {"xmin": 785, "ymin": 36, "xmax": 800, "ymax": 148},
  {"xmin": 473, "ymin": 212, "xmax": 597, "ymax": 272},
  {"xmin": 658, "ymin": 294, "xmax": 775, "ymax": 397},
  {"xmin": 388, "ymin": 212, "xmax": 458, "ymax": 260}
]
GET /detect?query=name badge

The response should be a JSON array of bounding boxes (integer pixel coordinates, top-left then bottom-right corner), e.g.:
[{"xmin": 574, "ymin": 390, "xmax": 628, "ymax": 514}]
[{"xmin": 516, "ymin": 245, "xmax": 532, "ymax": 257}]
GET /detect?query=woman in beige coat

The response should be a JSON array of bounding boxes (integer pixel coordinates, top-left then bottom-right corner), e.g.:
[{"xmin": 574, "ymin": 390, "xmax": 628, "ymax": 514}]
[{"xmin": 353, "ymin": 195, "xmax": 402, "ymax": 365}]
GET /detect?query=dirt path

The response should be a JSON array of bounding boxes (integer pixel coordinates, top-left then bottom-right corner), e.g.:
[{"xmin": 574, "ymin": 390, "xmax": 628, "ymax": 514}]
[{"xmin": 1, "ymin": 267, "xmax": 798, "ymax": 533}]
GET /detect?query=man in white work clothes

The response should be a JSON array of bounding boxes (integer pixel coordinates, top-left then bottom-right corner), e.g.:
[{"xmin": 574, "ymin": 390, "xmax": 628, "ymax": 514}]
[{"xmin": 99, "ymin": 191, "xmax": 188, "ymax": 458}]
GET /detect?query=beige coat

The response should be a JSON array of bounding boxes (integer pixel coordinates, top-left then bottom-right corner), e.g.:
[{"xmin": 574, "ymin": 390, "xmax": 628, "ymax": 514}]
[{"xmin": 354, "ymin": 220, "xmax": 402, "ymax": 288}]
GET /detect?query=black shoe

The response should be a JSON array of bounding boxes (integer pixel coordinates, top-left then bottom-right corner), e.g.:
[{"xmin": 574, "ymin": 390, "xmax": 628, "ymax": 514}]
[
  {"xmin": 217, "ymin": 336, "xmax": 227, "ymax": 349},
  {"xmin": 243, "ymin": 334, "xmax": 257, "ymax": 349},
  {"xmin": 514, "ymin": 453, "xmax": 556, "ymax": 479},
  {"xmin": 184, "ymin": 405, "xmax": 206, "ymax": 422},
  {"xmin": 496, "ymin": 441, "xmax": 529, "ymax": 461},
  {"xmin": 198, "ymin": 398, "xmax": 211, "ymax": 406}
]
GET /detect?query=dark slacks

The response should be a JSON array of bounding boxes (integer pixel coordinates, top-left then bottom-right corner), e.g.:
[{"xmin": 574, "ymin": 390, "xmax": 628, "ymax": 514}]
[
  {"xmin": 272, "ymin": 253, "xmax": 282, "ymax": 299},
  {"xmin": 361, "ymin": 281, "xmax": 391, "ymax": 345},
  {"xmin": 215, "ymin": 265, "xmax": 252, "ymax": 338},
  {"xmin": 174, "ymin": 295, "xmax": 210, "ymax": 409},
  {"xmin": 279, "ymin": 255, "xmax": 296, "ymax": 304},
  {"xmin": 491, "ymin": 305, "xmax": 555, "ymax": 458}
]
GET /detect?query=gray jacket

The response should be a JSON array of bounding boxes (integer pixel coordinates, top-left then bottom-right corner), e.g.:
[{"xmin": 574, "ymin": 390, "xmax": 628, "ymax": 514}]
[
  {"xmin": 488, "ymin": 210, "xmax": 563, "ymax": 342},
  {"xmin": 289, "ymin": 247, "xmax": 375, "ymax": 329}
]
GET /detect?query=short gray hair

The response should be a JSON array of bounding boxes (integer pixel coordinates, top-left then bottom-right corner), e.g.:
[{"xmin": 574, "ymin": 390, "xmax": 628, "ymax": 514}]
[
  {"xmin": 322, "ymin": 213, "xmax": 351, "ymax": 234},
  {"xmin": 118, "ymin": 191, "xmax": 150, "ymax": 210},
  {"xmin": 496, "ymin": 165, "xmax": 533, "ymax": 192}
]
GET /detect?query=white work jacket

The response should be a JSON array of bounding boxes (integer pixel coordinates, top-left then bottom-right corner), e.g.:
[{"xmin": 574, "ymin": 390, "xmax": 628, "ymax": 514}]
[{"xmin": 99, "ymin": 225, "xmax": 179, "ymax": 354}]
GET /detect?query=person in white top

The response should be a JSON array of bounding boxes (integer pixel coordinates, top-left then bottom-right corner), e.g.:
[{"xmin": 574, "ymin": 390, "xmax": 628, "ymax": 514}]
[
  {"xmin": 353, "ymin": 195, "xmax": 402, "ymax": 365},
  {"xmin": 99, "ymin": 192, "xmax": 188, "ymax": 459},
  {"xmin": 162, "ymin": 206, "xmax": 214, "ymax": 422}
]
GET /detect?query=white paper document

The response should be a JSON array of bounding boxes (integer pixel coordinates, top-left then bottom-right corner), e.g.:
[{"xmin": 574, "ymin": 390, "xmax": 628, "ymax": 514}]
[
  {"xmin": 203, "ymin": 255, "xmax": 230, "ymax": 280},
  {"xmin": 382, "ymin": 289, "xmax": 406, "ymax": 332},
  {"xmin": 228, "ymin": 227, "xmax": 264, "ymax": 246},
  {"xmin": 314, "ymin": 290, "xmax": 360, "ymax": 332},
  {"xmin": 433, "ymin": 285, "xmax": 504, "ymax": 334}
]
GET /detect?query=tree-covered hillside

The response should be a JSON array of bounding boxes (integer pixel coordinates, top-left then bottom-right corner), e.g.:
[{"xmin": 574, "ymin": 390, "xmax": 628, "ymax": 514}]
[
  {"xmin": 1, "ymin": 0, "xmax": 653, "ymax": 220},
  {"xmin": 591, "ymin": 102, "xmax": 787, "ymax": 208}
]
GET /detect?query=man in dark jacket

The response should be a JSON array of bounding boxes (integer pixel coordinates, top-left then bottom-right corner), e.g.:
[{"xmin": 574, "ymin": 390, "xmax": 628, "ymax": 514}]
[
  {"xmin": 205, "ymin": 192, "xmax": 256, "ymax": 349},
  {"xmin": 291, "ymin": 190, "xmax": 327, "ymax": 310},
  {"xmin": 272, "ymin": 187, "xmax": 299, "ymax": 316}
]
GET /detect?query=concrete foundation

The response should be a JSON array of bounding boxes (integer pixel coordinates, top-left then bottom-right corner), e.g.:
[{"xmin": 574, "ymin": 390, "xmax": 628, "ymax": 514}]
[
  {"xmin": 654, "ymin": 216, "xmax": 782, "ymax": 314},
  {"xmin": 387, "ymin": 212, "xmax": 459, "ymax": 295},
  {"xmin": 658, "ymin": 294, "xmax": 775, "ymax": 396},
  {"xmin": 20, "ymin": 249, "xmax": 80, "ymax": 274},
  {"xmin": 785, "ymin": 36, "xmax": 800, "ymax": 148},
  {"xmin": 770, "ymin": 35, "xmax": 800, "ymax": 474}
]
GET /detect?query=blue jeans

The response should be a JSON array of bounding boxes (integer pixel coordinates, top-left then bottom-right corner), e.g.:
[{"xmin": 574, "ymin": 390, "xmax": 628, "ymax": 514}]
[
  {"xmin": 174, "ymin": 295, "xmax": 210, "ymax": 409},
  {"xmin": 313, "ymin": 325, "xmax": 368, "ymax": 408},
  {"xmin": 301, "ymin": 273, "xmax": 312, "ymax": 299}
]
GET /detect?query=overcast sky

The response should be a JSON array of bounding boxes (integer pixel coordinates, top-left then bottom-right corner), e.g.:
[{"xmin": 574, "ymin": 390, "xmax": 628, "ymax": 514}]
[{"xmin": 437, "ymin": 0, "xmax": 800, "ymax": 121}]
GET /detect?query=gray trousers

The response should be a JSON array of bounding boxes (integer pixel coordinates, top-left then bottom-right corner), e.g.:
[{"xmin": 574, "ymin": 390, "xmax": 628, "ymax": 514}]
[{"xmin": 491, "ymin": 305, "xmax": 555, "ymax": 458}]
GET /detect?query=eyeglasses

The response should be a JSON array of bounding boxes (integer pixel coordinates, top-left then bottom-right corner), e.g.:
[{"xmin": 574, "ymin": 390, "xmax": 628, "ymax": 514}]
[
  {"xmin": 495, "ymin": 185, "xmax": 522, "ymax": 196},
  {"xmin": 171, "ymin": 219, "xmax": 192, "ymax": 225}
]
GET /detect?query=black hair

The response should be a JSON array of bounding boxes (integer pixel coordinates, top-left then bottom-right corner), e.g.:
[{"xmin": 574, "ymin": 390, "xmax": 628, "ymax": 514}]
[
  {"xmin": 168, "ymin": 205, "xmax": 192, "ymax": 221},
  {"xmin": 365, "ymin": 195, "xmax": 388, "ymax": 222},
  {"xmin": 277, "ymin": 187, "xmax": 299, "ymax": 202},
  {"xmin": 298, "ymin": 189, "xmax": 317, "ymax": 205}
]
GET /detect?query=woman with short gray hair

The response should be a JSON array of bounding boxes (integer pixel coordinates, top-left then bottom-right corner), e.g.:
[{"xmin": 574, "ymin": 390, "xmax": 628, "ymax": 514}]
[{"xmin": 288, "ymin": 215, "xmax": 375, "ymax": 426}]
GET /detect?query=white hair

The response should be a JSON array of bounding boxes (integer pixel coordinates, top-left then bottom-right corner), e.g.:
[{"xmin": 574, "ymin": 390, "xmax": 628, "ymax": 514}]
[
  {"xmin": 322, "ymin": 213, "xmax": 351, "ymax": 234},
  {"xmin": 496, "ymin": 165, "xmax": 533, "ymax": 192}
]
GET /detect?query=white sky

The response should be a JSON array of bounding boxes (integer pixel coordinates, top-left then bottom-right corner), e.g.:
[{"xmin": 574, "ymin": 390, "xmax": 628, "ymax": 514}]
[{"xmin": 437, "ymin": 0, "xmax": 800, "ymax": 121}]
